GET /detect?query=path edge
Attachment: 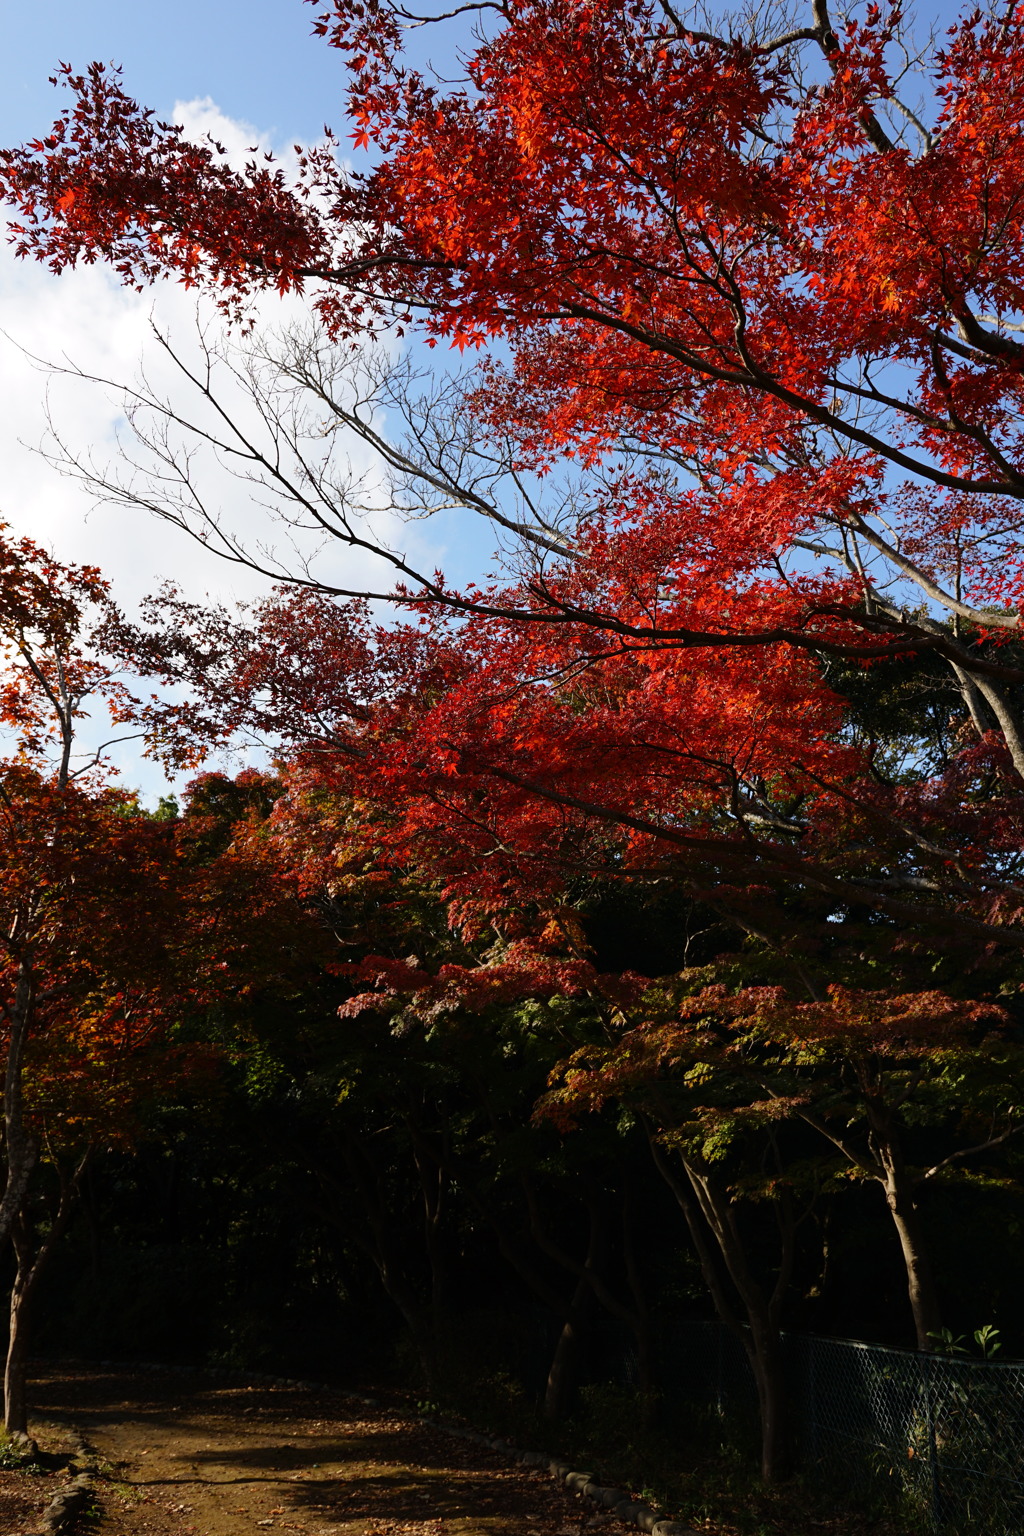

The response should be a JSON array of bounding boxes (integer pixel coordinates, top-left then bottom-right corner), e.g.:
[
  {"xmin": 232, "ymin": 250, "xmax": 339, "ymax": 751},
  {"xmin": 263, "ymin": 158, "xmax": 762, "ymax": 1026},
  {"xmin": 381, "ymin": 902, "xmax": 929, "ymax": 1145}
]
[
  {"xmin": 35, "ymin": 1359, "xmax": 698, "ymax": 1536},
  {"xmin": 29, "ymin": 1425, "xmax": 96, "ymax": 1536}
]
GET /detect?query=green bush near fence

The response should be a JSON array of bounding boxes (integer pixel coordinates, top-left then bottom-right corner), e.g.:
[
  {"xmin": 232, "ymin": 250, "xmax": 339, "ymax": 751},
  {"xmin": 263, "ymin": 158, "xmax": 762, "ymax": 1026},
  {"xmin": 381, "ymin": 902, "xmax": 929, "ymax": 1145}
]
[{"xmin": 636, "ymin": 1322, "xmax": 1024, "ymax": 1535}]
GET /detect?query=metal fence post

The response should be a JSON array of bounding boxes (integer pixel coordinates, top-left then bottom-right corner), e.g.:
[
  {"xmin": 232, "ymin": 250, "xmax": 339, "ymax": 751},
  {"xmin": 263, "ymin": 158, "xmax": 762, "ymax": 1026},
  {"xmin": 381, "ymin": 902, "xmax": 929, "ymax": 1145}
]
[{"xmin": 807, "ymin": 1335, "xmax": 819, "ymax": 1466}]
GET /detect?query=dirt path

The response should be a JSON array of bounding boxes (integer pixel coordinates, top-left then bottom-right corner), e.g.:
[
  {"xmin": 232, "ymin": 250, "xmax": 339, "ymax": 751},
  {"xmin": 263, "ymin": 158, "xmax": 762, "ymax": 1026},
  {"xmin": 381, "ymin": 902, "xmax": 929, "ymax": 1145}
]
[{"xmin": 23, "ymin": 1367, "xmax": 624, "ymax": 1536}]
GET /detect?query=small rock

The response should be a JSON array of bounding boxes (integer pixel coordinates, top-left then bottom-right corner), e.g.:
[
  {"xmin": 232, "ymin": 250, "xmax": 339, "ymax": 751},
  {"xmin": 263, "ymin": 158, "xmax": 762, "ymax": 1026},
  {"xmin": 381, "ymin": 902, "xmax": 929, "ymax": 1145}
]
[{"xmin": 595, "ymin": 1488, "xmax": 627, "ymax": 1509}]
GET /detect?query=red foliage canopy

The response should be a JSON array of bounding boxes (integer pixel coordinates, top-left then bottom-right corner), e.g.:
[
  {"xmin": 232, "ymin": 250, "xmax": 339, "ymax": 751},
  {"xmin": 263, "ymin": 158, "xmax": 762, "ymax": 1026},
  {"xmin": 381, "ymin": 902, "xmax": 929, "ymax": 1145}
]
[{"xmin": 6, "ymin": 2, "xmax": 1024, "ymax": 957}]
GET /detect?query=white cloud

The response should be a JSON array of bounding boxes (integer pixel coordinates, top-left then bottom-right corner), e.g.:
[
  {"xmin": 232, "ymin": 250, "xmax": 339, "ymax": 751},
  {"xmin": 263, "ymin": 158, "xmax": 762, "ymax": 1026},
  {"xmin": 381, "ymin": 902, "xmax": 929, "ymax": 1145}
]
[
  {"xmin": 0, "ymin": 100, "xmax": 446, "ymax": 799},
  {"xmin": 173, "ymin": 96, "xmax": 275, "ymax": 170}
]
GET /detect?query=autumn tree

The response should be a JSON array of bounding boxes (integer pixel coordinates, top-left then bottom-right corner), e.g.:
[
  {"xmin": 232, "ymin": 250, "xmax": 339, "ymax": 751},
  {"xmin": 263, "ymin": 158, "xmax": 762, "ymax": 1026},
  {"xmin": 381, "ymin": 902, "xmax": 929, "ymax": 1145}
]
[
  {"xmin": 0, "ymin": 536, "xmax": 319, "ymax": 1434},
  {"xmin": 1, "ymin": 797, "xmax": 220, "ymax": 1436},
  {"xmin": 0, "ymin": 531, "xmax": 132, "ymax": 1256},
  {"xmin": 737, "ymin": 984, "xmax": 1024, "ymax": 1349},
  {"xmin": 536, "ymin": 974, "xmax": 1024, "ymax": 1470},
  {"xmin": 191, "ymin": 767, "xmax": 662, "ymax": 1411},
  {"xmin": 541, "ymin": 990, "xmax": 808, "ymax": 1481}
]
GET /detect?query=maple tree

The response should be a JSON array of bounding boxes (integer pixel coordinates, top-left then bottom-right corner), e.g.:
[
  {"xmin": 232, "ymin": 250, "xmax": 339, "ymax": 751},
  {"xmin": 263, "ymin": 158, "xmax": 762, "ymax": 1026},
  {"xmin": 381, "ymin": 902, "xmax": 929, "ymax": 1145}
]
[
  {"xmin": 104, "ymin": 577, "xmax": 1014, "ymax": 993},
  {"xmin": 0, "ymin": 774, "xmax": 161, "ymax": 1431},
  {"xmin": 731, "ymin": 984, "xmax": 1024, "ymax": 1351},
  {"xmin": 0, "ymin": 539, "xmax": 147, "ymax": 1433},
  {"xmin": 0, "ymin": 756, "xmax": 343, "ymax": 1433},
  {"xmin": 0, "ymin": 797, "xmax": 214, "ymax": 1436},
  {"xmin": 186, "ymin": 772, "xmax": 661, "ymax": 1412},
  {"xmin": 0, "ymin": 537, "xmax": 319, "ymax": 1434},
  {"xmin": 0, "ymin": 530, "xmax": 130, "ymax": 1260},
  {"xmin": 540, "ymin": 984, "xmax": 809, "ymax": 1482},
  {"xmin": 536, "ymin": 974, "xmax": 1024, "ymax": 1472}
]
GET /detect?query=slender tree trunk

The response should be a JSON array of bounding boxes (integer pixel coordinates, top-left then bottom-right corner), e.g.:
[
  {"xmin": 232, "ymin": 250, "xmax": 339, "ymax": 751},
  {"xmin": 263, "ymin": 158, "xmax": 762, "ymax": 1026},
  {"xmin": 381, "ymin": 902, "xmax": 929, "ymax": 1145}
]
[
  {"xmin": 621, "ymin": 1186, "xmax": 655, "ymax": 1412},
  {"xmin": 881, "ymin": 1164, "xmax": 942, "ymax": 1350},
  {"xmin": 647, "ymin": 1131, "xmax": 793, "ymax": 1481},
  {"xmin": 745, "ymin": 1309, "xmax": 790, "ymax": 1484},
  {"xmin": 334, "ymin": 1209, "xmax": 442, "ymax": 1388},
  {"xmin": 4, "ymin": 1149, "xmax": 92, "ymax": 1436},
  {"xmin": 690, "ymin": 1170, "xmax": 793, "ymax": 1483},
  {"xmin": 316, "ymin": 1141, "xmax": 441, "ymax": 1390},
  {"xmin": 544, "ymin": 1271, "xmax": 590, "ymax": 1419},
  {"xmin": 0, "ymin": 970, "xmax": 38, "ymax": 1253},
  {"xmin": 863, "ymin": 1100, "xmax": 943, "ymax": 1352},
  {"xmin": 378, "ymin": 1260, "xmax": 440, "ymax": 1388},
  {"xmin": 355, "ymin": 1212, "xmax": 441, "ymax": 1389},
  {"xmin": 972, "ymin": 673, "xmax": 1024, "ymax": 781},
  {"xmin": 410, "ymin": 1136, "xmax": 451, "ymax": 1353},
  {"xmin": 798, "ymin": 1096, "xmax": 944, "ymax": 1353},
  {"xmin": 523, "ymin": 1179, "xmax": 654, "ymax": 1417},
  {"xmin": 5, "ymin": 1218, "xmax": 34, "ymax": 1437},
  {"xmin": 540, "ymin": 1196, "xmax": 605, "ymax": 1419}
]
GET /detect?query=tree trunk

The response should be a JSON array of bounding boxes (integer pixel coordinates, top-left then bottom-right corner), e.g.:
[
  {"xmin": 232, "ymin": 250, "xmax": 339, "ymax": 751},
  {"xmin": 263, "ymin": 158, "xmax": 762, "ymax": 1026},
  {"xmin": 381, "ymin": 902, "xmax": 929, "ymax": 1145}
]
[
  {"xmin": 316, "ymin": 1141, "xmax": 442, "ymax": 1391},
  {"xmin": 375, "ymin": 1246, "xmax": 441, "ymax": 1389},
  {"xmin": 688, "ymin": 1169, "xmax": 793, "ymax": 1482},
  {"xmin": 647, "ymin": 1131, "xmax": 793, "ymax": 1481},
  {"xmin": 536, "ymin": 1194, "xmax": 604, "ymax": 1420},
  {"xmin": 544, "ymin": 1272, "xmax": 590, "ymax": 1419},
  {"xmin": 882, "ymin": 1168, "xmax": 942, "ymax": 1350},
  {"xmin": 621, "ymin": 1185, "xmax": 655, "ymax": 1413},
  {"xmin": 454, "ymin": 1167, "xmax": 623, "ymax": 1417},
  {"xmin": 410, "ymin": 1135, "xmax": 451, "ymax": 1353},
  {"xmin": 746, "ymin": 1309, "xmax": 790, "ymax": 1484},
  {"xmin": 865, "ymin": 1102, "xmax": 943, "ymax": 1352},
  {"xmin": 4, "ymin": 1150, "xmax": 92, "ymax": 1436},
  {"xmin": 519, "ymin": 1178, "xmax": 652, "ymax": 1420},
  {"xmin": 799, "ymin": 1093, "xmax": 944, "ymax": 1353},
  {"xmin": 0, "ymin": 970, "xmax": 38, "ymax": 1254},
  {"xmin": 5, "ymin": 1220, "xmax": 33, "ymax": 1437}
]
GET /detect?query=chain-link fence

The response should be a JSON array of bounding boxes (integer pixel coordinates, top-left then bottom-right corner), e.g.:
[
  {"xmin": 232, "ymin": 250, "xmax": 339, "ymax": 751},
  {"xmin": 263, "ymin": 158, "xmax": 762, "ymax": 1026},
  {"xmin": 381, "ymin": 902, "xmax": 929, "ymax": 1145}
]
[{"xmin": 609, "ymin": 1321, "xmax": 1024, "ymax": 1533}]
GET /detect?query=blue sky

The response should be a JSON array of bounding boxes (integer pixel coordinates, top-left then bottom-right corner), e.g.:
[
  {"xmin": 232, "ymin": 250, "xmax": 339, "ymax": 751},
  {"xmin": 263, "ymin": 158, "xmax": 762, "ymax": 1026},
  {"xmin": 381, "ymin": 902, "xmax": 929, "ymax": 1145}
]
[
  {"xmin": 1, "ymin": 0, "xmax": 348, "ymax": 149},
  {"xmin": 0, "ymin": 0, "xmax": 975, "ymax": 148},
  {"xmin": 0, "ymin": 0, "xmax": 488, "ymax": 605}
]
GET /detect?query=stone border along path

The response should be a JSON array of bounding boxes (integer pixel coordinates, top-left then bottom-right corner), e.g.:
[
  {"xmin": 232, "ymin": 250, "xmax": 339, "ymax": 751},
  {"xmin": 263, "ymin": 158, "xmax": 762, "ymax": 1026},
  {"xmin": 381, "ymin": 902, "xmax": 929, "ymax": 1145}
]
[
  {"xmin": 21, "ymin": 1425, "xmax": 98, "ymax": 1536},
  {"xmin": 41, "ymin": 1361, "xmax": 699, "ymax": 1536},
  {"xmin": 421, "ymin": 1416, "xmax": 696, "ymax": 1536}
]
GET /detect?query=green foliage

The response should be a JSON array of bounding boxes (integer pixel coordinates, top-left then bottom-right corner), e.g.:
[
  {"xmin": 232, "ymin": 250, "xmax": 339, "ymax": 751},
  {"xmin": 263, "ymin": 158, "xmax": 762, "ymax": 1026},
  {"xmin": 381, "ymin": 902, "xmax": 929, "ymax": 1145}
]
[
  {"xmin": 927, "ymin": 1324, "xmax": 1002, "ymax": 1360},
  {"xmin": 974, "ymin": 1324, "xmax": 1002, "ymax": 1359},
  {"xmin": 0, "ymin": 1435, "xmax": 46, "ymax": 1473}
]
